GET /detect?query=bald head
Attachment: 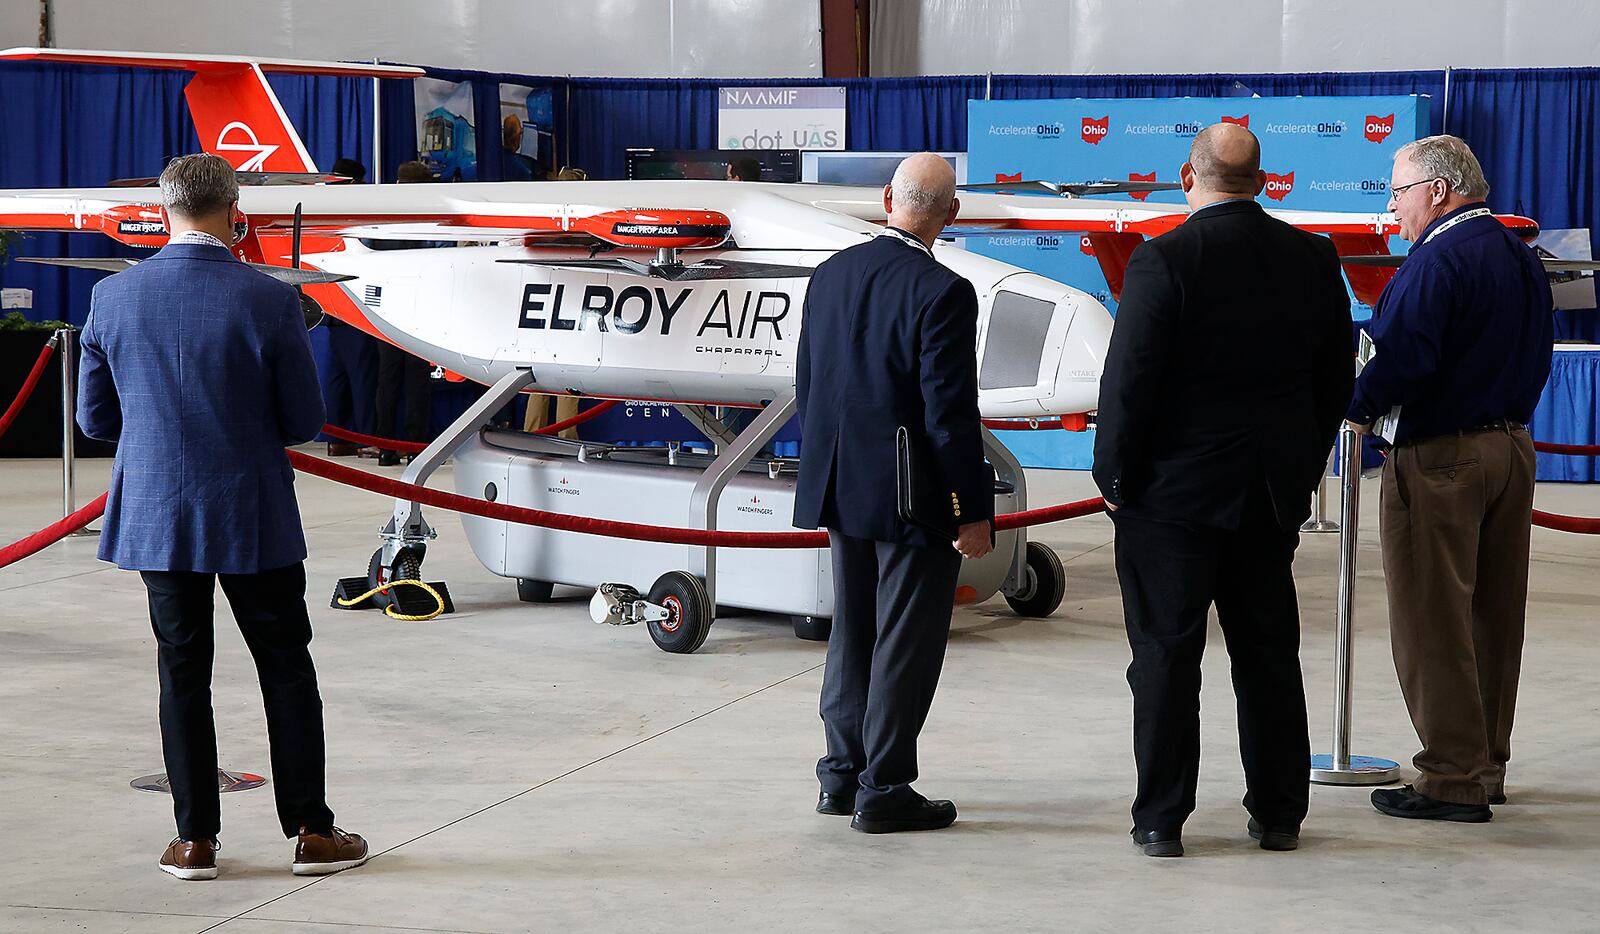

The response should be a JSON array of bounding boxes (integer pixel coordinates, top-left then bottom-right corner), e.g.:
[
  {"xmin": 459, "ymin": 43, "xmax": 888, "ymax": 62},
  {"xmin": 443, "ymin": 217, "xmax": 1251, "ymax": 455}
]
[
  {"xmin": 1185, "ymin": 123, "xmax": 1264, "ymax": 200},
  {"xmin": 885, "ymin": 152, "xmax": 959, "ymax": 245}
]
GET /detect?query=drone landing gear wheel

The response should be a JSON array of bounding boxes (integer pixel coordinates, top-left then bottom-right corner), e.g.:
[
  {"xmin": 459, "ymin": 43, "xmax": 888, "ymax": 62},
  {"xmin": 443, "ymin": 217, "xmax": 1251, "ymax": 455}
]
[
  {"xmin": 791, "ymin": 614, "xmax": 832, "ymax": 642},
  {"xmin": 517, "ymin": 578, "xmax": 555, "ymax": 603},
  {"xmin": 1004, "ymin": 541, "xmax": 1066, "ymax": 618},
  {"xmin": 646, "ymin": 571, "xmax": 712, "ymax": 654}
]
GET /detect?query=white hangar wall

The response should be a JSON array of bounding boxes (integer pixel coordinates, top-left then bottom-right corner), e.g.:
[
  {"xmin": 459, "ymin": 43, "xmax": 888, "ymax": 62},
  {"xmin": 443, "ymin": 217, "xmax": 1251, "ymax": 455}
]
[
  {"xmin": 872, "ymin": 0, "xmax": 1600, "ymax": 76},
  {"xmin": 4, "ymin": 1, "xmax": 1597, "ymax": 79},
  {"xmin": 1, "ymin": 0, "xmax": 823, "ymax": 78}
]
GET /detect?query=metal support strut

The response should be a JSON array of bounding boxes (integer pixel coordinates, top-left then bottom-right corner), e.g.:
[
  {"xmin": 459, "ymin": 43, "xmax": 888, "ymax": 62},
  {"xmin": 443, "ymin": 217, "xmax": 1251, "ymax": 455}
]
[
  {"xmin": 981, "ymin": 425, "xmax": 1031, "ymax": 597},
  {"xmin": 1310, "ymin": 425, "xmax": 1400, "ymax": 785},
  {"xmin": 687, "ymin": 391, "xmax": 797, "ymax": 612},
  {"xmin": 381, "ymin": 368, "xmax": 535, "ymax": 565}
]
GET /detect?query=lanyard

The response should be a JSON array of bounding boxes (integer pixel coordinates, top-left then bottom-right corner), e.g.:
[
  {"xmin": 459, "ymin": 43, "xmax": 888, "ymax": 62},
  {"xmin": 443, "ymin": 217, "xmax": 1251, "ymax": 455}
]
[
  {"xmin": 877, "ymin": 226, "xmax": 934, "ymax": 258},
  {"xmin": 1420, "ymin": 207, "xmax": 1492, "ymax": 247}
]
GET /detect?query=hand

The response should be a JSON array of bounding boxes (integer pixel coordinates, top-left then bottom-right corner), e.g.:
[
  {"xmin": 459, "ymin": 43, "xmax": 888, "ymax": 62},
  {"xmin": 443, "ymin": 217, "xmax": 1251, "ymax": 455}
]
[
  {"xmin": 1345, "ymin": 419, "xmax": 1371, "ymax": 436},
  {"xmin": 953, "ymin": 520, "xmax": 994, "ymax": 559},
  {"xmin": 1104, "ymin": 501, "xmax": 1119, "ymax": 512}
]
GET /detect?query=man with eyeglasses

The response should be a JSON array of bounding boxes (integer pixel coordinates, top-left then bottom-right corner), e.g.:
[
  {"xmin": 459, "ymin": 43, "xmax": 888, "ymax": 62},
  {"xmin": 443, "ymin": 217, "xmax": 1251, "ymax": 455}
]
[{"xmin": 1347, "ymin": 135, "xmax": 1553, "ymax": 823}]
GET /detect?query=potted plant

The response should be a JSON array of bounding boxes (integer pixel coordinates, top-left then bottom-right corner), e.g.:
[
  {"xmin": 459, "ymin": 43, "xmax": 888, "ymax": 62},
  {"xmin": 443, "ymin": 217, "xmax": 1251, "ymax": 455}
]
[{"xmin": 0, "ymin": 238, "xmax": 115, "ymax": 458}]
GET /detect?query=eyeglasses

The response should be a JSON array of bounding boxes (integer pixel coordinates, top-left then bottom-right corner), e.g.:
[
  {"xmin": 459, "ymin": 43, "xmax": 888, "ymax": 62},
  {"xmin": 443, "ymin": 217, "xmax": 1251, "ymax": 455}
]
[{"xmin": 1389, "ymin": 177, "xmax": 1442, "ymax": 199}]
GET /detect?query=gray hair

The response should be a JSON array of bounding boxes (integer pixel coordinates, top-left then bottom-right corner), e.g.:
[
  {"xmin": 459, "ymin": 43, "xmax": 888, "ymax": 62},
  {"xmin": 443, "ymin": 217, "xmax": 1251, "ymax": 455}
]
[
  {"xmin": 158, "ymin": 153, "xmax": 240, "ymax": 218},
  {"xmin": 889, "ymin": 156, "xmax": 956, "ymax": 218},
  {"xmin": 1396, "ymin": 135, "xmax": 1490, "ymax": 200}
]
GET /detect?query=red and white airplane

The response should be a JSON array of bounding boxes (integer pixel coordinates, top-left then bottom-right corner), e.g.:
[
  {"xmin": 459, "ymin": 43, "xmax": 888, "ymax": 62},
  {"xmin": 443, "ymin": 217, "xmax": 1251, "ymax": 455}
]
[
  {"xmin": 0, "ymin": 49, "xmax": 1569, "ymax": 650},
  {"xmin": 0, "ymin": 47, "xmax": 1557, "ymax": 417}
]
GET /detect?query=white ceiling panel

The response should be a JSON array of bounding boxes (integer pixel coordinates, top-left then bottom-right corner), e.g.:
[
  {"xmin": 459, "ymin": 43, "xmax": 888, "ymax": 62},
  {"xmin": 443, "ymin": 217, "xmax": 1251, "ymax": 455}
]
[
  {"xmin": 672, "ymin": 0, "xmax": 822, "ymax": 78},
  {"xmin": 0, "ymin": 1, "xmax": 42, "ymax": 50},
  {"xmin": 53, "ymin": 0, "xmax": 296, "ymax": 59},
  {"xmin": 1069, "ymin": 0, "xmax": 1285, "ymax": 75},
  {"xmin": 1503, "ymin": 0, "xmax": 1600, "ymax": 71}
]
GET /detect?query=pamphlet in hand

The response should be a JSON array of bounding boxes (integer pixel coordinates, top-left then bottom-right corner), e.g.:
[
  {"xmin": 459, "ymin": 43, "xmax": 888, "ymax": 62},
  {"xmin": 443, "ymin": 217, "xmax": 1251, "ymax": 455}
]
[{"xmin": 1356, "ymin": 329, "xmax": 1401, "ymax": 445}]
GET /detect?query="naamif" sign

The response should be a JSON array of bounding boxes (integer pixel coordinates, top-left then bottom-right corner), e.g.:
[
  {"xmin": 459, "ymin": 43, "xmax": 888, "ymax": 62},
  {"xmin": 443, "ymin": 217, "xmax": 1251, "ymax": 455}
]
[{"xmin": 719, "ymin": 86, "xmax": 846, "ymax": 151}]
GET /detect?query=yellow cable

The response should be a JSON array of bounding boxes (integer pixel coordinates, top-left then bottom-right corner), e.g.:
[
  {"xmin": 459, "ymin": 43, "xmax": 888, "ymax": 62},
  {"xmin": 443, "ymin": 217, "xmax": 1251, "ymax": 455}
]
[{"xmin": 336, "ymin": 578, "xmax": 446, "ymax": 621}]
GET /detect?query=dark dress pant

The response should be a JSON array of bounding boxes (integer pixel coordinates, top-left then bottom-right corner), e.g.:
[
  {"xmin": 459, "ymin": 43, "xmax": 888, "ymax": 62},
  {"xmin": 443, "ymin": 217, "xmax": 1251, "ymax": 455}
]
[
  {"xmin": 374, "ymin": 342, "xmax": 433, "ymax": 445},
  {"xmin": 140, "ymin": 562, "xmax": 335, "ymax": 840},
  {"xmin": 319, "ymin": 320, "xmax": 378, "ymax": 435},
  {"xmin": 1112, "ymin": 501, "xmax": 1310, "ymax": 833},
  {"xmin": 817, "ymin": 530, "xmax": 963, "ymax": 811}
]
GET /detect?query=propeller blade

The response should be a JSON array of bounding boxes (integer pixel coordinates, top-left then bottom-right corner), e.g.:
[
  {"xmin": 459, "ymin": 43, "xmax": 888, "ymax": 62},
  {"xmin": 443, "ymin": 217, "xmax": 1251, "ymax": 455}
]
[
  {"xmin": 292, "ymin": 203, "xmax": 304, "ymax": 271},
  {"xmin": 1341, "ymin": 253, "xmax": 1599, "ymax": 280},
  {"xmin": 17, "ymin": 255, "xmax": 353, "ymax": 285},
  {"xmin": 248, "ymin": 264, "xmax": 357, "ymax": 286},
  {"xmin": 959, "ymin": 179, "xmax": 1181, "ymax": 198},
  {"xmin": 109, "ymin": 171, "xmax": 350, "ymax": 188},
  {"xmin": 499, "ymin": 257, "xmax": 813, "ymax": 280},
  {"xmin": 1338, "ymin": 255, "xmax": 1406, "ymax": 267},
  {"xmin": 16, "ymin": 257, "xmax": 141, "ymax": 272}
]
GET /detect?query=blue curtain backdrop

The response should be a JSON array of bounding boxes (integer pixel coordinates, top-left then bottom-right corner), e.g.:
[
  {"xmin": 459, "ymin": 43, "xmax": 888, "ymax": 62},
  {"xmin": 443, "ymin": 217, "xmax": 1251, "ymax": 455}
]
[
  {"xmin": 1448, "ymin": 68, "xmax": 1600, "ymax": 340},
  {"xmin": 1, "ymin": 60, "xmax": 1594, "ymax": 472},
  {"xmin": 0, "ymin": 63, "xmax": 373, "ymax": 327}
]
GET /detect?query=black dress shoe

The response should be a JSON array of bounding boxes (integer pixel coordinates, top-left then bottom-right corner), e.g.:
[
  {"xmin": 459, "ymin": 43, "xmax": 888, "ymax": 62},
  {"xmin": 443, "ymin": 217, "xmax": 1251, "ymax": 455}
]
[
  {"xmin": 1487, "ymin": 792, "xmax": 1507, "ymax": 806},
  {"xmin": 816, "ymin": 791, "xmax": 856, "ymax": 816},
  {"xmin": 1130, "ymin": 827, "xmax": 1183, "ymax": 857},
  {"xmin": 1371, "ymin": 785, "xmax": 1492, "ymax": 822},
  {"xmin": 377, "ymin": 450, "xmax": 400, "ymax": 467},
  {"xmin": 1247, "ymin": 817, "xmax": 1300, "ymax": 851},
  {"xmin": 850, "ymin": 796, "xmax": 957, "ymax": 833}
]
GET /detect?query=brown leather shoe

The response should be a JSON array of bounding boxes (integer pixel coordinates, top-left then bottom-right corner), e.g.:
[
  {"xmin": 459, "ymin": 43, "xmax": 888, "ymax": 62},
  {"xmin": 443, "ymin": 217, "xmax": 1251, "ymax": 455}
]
[
  {"xmin": 292, "ymin": 826, "xmax": 369, "ymax": 876},
  {"xmin": 159, "ymin": 837, "xmax": 219, "ymax": 881},
  {"xmin": 327, "ymin": 442, "xmax": 361, "ymax": 457}
]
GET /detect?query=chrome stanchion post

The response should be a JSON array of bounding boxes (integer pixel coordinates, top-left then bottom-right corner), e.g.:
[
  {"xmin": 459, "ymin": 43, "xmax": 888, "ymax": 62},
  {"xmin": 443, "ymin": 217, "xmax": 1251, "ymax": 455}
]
[
  {"xmin": 57, "ymin": 326, "xmax": 99, "ymax": 536},
  {"xmin": 1301, "ymin": 447, "xmax": 1340, "ymax": 532},
  {"xmin": 1311, "ymin": 425, "xmax": 1398, "ymax": 784}
]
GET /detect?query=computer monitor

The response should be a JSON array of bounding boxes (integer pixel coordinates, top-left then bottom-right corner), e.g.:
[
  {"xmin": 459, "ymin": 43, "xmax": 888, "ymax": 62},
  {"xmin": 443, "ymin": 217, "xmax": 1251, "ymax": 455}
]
[
  {"xmin": 801, "ymin": 151, "xmax": 967, "ymax": 187},
  {"xmin": 624, "ymin": 149, "xmax": 802, "ymax": 182}
]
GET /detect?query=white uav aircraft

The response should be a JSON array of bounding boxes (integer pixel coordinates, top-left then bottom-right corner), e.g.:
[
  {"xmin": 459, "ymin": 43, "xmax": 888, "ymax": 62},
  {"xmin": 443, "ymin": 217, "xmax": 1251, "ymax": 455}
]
[{"xmin": 0, "ymin": 49, "xmax": 1571, "ymax": 653}]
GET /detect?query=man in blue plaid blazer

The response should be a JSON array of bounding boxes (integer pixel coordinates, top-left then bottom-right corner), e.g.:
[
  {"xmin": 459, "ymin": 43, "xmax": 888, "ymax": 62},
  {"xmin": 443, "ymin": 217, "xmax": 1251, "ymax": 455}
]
[{"xmin": 77, "ymin": 153, "xmax": 367, "ymax": 881}]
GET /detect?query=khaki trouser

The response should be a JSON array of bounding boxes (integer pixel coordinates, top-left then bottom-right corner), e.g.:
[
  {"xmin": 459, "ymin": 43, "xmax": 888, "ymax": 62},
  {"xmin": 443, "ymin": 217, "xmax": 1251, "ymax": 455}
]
[
  {"xmin": 1379, "ymin": 427, "xmax": 1535, "ymax": 804},
  {"xmin": 522, "ymin": 393, "xmax": 582, "ymax": 439}
]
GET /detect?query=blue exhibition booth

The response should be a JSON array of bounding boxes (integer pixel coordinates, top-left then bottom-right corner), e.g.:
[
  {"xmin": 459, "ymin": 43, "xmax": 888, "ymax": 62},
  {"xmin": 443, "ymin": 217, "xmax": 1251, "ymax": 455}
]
[{"xmin": 0, "ymin": 61, "xmax": 1595, "ymax": 479}]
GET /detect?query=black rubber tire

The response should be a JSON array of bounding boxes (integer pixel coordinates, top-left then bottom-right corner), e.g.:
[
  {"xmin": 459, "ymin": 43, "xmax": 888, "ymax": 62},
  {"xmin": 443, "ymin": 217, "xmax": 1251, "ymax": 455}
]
[
  {"xmin": 516, "ymin": 578, "xmax": 555, "ymax": 603},
  {"xmin": 1004, "ymin": 541, "xmax": 1065, "ymax": 618},
  {"xmin": 646, "ymin": 571, "xmax": 712, "ymax": 654},
  {"xmin": 393, "ymin": 551, "xmax": 422, "ymax": 581},
  {"xmin": 791, "ymin": 614, "xmax": 832, "ymax": 642},
  {"xmin": 367, "ymin": 547, "xmax": 423, "ymax": 610}
]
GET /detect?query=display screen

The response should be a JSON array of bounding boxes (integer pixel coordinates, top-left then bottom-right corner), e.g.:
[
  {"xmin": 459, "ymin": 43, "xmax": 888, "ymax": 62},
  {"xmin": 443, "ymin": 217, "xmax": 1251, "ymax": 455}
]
[
  {"xmin": 625, "ymin": 149, "xmax": 801, "ymax": 183},
  {"xmin": 802, "ymin": 151, "xmax": 967, "ymax": 186}
]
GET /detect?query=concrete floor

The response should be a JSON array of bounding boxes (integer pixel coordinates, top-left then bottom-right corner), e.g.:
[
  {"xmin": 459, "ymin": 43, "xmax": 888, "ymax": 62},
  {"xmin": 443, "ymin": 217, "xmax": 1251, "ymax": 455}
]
[{"xmin": 2, "ymin": 452, "xmax": 1599, "ymax": 934}]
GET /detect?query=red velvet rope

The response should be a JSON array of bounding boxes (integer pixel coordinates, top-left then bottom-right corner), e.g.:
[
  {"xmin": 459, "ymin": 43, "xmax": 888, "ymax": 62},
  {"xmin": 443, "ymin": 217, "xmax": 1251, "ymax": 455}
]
[
  {"xmin": 535, "ymin": 399, "xmax": 619, "ymax": 435},
  {"xmin": 1532, "ymin": 509, "xmax": 1600, "ymax": 534},
  {"xmin": 0, "ymin": 492, "xmax": 107, "ymax": 569},
  {"xmin": 287, "ymin": 450, "xmax": 1110, "ymax": 545},
  {"xmin": 0, "ymin": 339, "xmax": 59, "ymax": 443},
  {"xmin": 320, "ymin": 424, "xmax": 428, "ymax": 453},
  {"xmin": 286, "ymin": 450, "xmax": 830, "ymax": 547},
  {"xmin": 1533, "ymin": 440, "xmax": 1600, "ymax": 456},
  {"xmin": 321, "ymin": 399, "xmax": 624, "ymax": 456}
]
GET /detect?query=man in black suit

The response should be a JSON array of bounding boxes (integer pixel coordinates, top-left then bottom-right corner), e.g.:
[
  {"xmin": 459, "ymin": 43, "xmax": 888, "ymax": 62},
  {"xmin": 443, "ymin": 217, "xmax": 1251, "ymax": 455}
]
[
  {"xmin": 1093, "ymin": 123, "xmax": 1353, "ymax": 857},
  {"xmin": 794, "ymin": 152, "xmax": 995, "ymax": 834}
]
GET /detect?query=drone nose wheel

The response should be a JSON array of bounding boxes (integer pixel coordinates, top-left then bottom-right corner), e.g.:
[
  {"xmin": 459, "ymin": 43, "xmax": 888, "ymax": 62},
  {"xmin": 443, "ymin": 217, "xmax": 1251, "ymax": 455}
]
[{"xmin": 646, "ymin": 571, "xmax": 713, "ymax": 654}]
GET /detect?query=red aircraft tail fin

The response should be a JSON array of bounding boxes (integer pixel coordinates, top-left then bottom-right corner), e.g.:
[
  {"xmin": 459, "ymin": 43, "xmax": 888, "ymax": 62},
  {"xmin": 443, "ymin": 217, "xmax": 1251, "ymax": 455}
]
[
  {"xmin": 0, "ymin": 49, "xmax": 421, "ymax": 173},
  {"xmin": 186, "ymin": 64, "xmax": 317, "ymax": 172}
]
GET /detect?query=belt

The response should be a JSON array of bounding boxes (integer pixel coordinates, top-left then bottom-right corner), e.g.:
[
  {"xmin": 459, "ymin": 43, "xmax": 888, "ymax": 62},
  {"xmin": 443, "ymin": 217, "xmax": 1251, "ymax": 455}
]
[{"xmin": 1401, "ymin": 419, "xmax": 1525, "ymax": 445}]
